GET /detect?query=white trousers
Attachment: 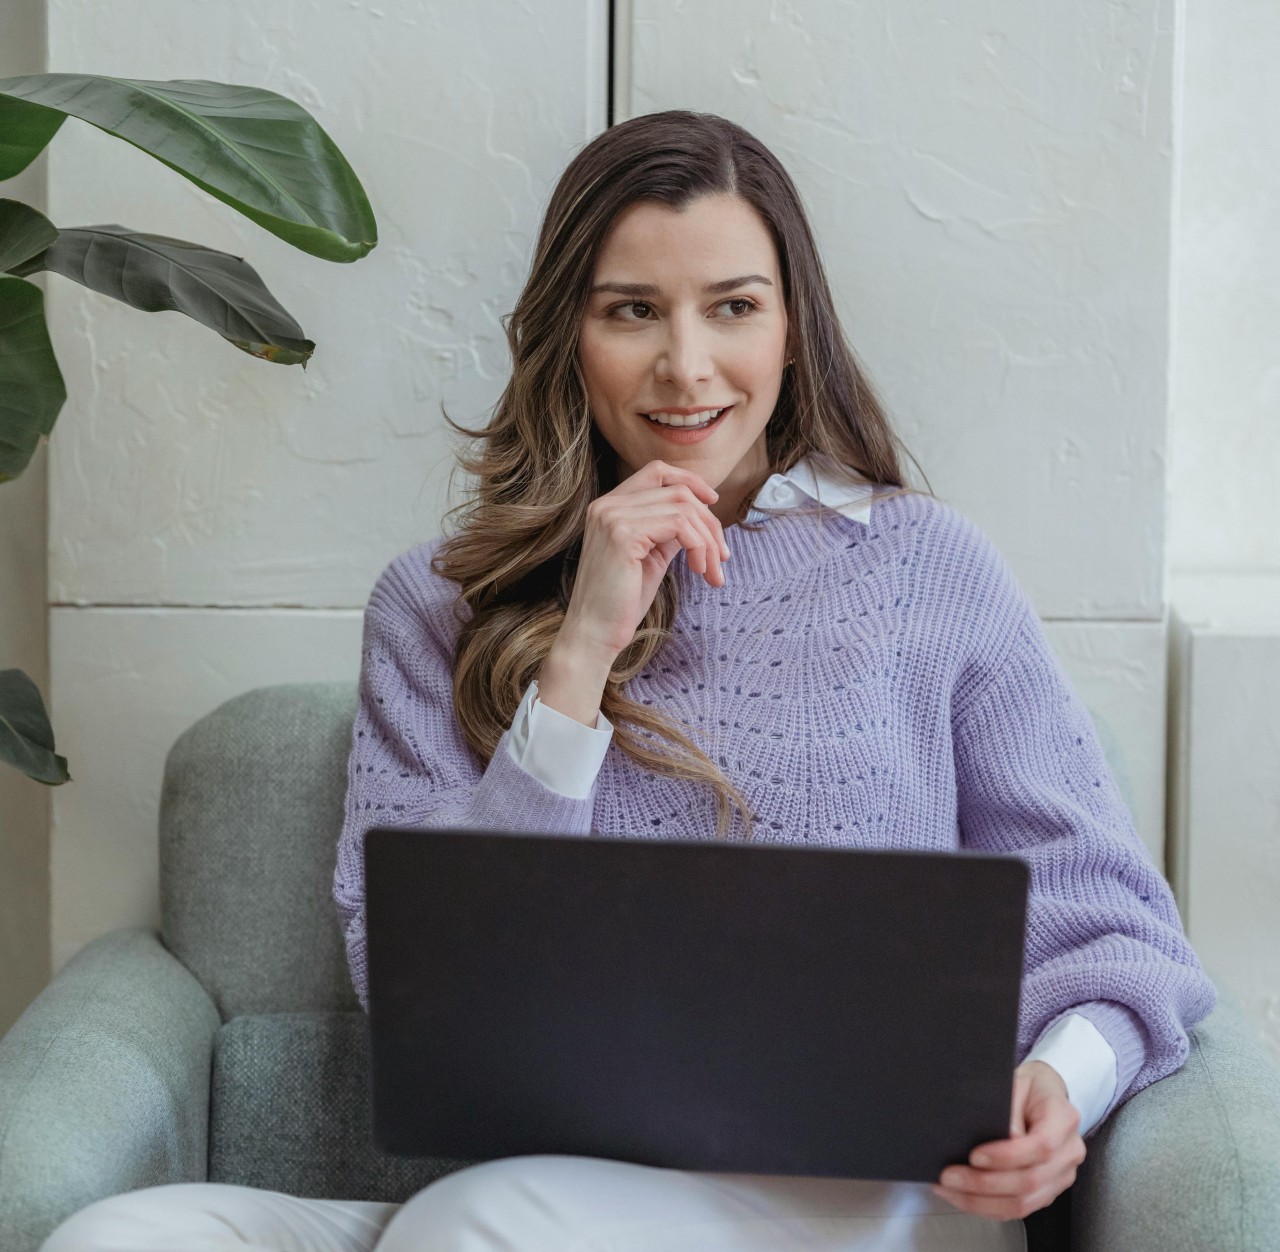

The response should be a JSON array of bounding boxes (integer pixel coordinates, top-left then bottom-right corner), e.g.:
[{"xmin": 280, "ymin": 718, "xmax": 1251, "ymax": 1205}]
[{"xmin": 40, "ymin": 1154, "xmax": 1026, "ymax": 1251}]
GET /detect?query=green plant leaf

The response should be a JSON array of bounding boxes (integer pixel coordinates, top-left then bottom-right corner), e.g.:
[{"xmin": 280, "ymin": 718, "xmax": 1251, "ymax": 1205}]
[
  {"xmin": 0, "ymin": 198, "xmax": 58, "ymax": 272},
  {"xmin": 0, "ymin": 274, "xmax": 66, "ymax": 482},
  {"xmin": 0, "ymin": 668, "xmax": 70, "ymax": 785},
  {"xmin": 14, "ymin": 224, "xmax": 315, "ymax": 365},
  {"xmin": 0, "ymin": 90, "xmax": 64, "ymax": 180},
  {"xmin": 0, "ymin": 74, "xmax": 377, "ymax": 263}
]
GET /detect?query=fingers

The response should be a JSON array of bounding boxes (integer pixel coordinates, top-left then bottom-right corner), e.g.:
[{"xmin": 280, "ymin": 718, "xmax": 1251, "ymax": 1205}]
[
  {"xmin": 934, "ymin": 1147, "xmax": 1083, "ymax": 1220},
  {"xmin": 651, "ymin": 537, "xmax": 683, "ymax": 565},
  {"xmin": 634, "ymin": 458, "xmax": 718, "ymax": 501},
  {"xmin": 973, "ymin": 1100, "xmax": 1081, "ymax": 1172},
  {"xmin": 937, "ymin": 1145, "xmax": 1083, "ymax": 1199},
  {"xmin": 607, "ymin": 504, "xmax": 725, "ymax": 587},
  {"xmin": 605, "ymin": 485, "xmax": 729, "ymax": 588},
  {"xmin": 931, "ymin": 1178, "xmax": 1071, "ymax": 1222},
  {"xmin": 933, "ymin": 1098, "xmax": 1086, "ymax": 1221},
  {"xmin": 695, "ymin": 505, "xmax": 730, "ymax": 578},
  {"xmin": 1008, "ymin": 1070, "xmax": 1030, "ymax": 1137},
  {"xmin": 676, "ymin": 515, "xmax": 724, "ymax": 585},
  {"xmin": 639, "ymin": 464, "xmax": 728, "ymax": 547}
]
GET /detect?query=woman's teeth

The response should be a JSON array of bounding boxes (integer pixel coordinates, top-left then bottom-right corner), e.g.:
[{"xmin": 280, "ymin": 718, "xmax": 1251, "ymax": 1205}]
[{"xmin": 643, "ymin": 407, "xmax": 726, "ymax": 427}]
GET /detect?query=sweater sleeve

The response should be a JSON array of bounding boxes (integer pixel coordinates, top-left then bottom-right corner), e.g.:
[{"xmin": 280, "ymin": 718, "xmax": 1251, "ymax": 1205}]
[
  {"xmin": 333, "ymin": 556, "xmax": 599, "ymax": 1011},
  {"xmin": 508, "ymin": 679, "xmax": 614, "ymax": 799},
  {"xmin": 951, "ymin": 600, "xmax": 1217, "ymax": 1126}
]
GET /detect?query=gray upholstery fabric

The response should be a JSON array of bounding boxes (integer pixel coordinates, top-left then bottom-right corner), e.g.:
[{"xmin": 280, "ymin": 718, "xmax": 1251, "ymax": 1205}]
[
  {"xmin": 1073, "ymin": 979, "xmax": 1280, "ymax": 1251},
  {"xmin": 0, "ymin": 929, "xmax": 220, "ymax": 1252},
  {"xmin": 209, "ymin": 1010, "xmax": 470, "ymax": 1200},
  {"xmin": 160, "ymin": 681, "xmax": 360, "ymax": 1019}
]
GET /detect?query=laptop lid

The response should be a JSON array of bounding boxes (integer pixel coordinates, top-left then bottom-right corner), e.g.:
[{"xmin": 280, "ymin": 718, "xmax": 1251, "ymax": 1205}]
[{"xmin": 364, "ymin": 827, "xmax": 1028, "ymax": 1182}]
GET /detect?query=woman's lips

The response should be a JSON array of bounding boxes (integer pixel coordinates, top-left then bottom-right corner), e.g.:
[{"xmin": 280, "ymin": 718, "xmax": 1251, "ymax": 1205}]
[{"xmin": 640, "ymin": 405, "xmax": 732, "ymax": 444}]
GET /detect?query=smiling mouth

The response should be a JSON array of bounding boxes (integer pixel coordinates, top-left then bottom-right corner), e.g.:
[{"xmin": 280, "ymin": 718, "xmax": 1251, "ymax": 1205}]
[{"xmin": 641, "ymin": 406, "xmax": 731, "ymax": 429}]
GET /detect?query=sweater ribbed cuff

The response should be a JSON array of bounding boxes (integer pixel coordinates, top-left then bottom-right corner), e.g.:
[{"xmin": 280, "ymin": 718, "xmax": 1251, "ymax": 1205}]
[
  {"xmin": 469, "ymin": 729, "xmax": 597, "ymax": 835},
  {"xmin": 1039, "ymin": 999, "xmax": 1148, "ymax": 1124}
]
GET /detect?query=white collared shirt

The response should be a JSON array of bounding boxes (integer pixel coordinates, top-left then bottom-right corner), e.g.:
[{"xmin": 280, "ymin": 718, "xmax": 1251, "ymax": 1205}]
[
  {"xmin": 747, "ymin": 455, "xmax": 878, "ymax": 524},
  {"xmin": 503, "ymin": 454, "xmax": 1118, "ymax": 1133}
]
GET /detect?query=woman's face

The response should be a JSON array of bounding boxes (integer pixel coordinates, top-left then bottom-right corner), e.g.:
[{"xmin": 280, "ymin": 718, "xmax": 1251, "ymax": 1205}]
[{"xmin": 578, "ymin": 192, "xmax": 790, "ymax": 526}]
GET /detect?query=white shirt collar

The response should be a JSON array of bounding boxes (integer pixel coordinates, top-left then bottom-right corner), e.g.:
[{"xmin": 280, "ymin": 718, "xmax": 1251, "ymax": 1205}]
[{"xmin": 747, "ymin": 454, "xmax": 876, "ymax": 525}]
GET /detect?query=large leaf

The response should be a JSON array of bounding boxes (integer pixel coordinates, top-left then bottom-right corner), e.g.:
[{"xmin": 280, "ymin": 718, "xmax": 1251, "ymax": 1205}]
[
  {"xmin": 0, "ymin": 669, "xmax": 70, "ymax": 785},
  {"xmin": 0, "ymin": 274, "xmax": 66, "ymax": 482},
  {"xmin": 0, "ymin": 74, "xmax": 377, "ymax": 263},
  {"xmin": 0, "ymin": 91, "xmax": 64, "ymax": 180},
  {"xmin": 0, "ymin": 198, "xmax": 58, "ymax": 272},
  {"xmin": 13, "ymin": 223, "xmax": 315, "ymax": 365}
]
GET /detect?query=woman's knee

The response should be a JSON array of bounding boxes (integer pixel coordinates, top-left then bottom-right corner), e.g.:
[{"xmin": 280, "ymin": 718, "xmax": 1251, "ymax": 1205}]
[
  {"xmin": 40, "ymin": 1181, "xmax": 398, "ymax": 1252},
  {"xmin": 42, "ymin": 1184, "xmax": 237, "ymax": 1251},
  {"xmin": 376, "ymin": 1156, "xmax": 627, "ymax": 1252}
]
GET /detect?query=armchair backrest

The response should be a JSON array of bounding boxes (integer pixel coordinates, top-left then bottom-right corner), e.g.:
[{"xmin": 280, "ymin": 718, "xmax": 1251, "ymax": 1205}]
[{"xmin": 159, "ymin": 682, "xmax": 360, "ymax": 1019}]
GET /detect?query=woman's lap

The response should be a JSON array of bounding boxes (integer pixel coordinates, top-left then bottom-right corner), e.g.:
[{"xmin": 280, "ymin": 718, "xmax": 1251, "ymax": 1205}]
[
  {"xmin": 39, "ymin": 1184, "xmax": 398, "ymax": 1252},
  {"xmin": 40, "ymin": 1157, "xmax": 1026, "ymax": 1252}
]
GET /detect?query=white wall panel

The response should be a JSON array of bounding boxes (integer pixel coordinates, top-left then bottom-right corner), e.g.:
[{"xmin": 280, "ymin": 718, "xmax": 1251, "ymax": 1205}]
[
  {"xmin": 45, "ymin": 0, "xmax": 608, "ymax": 607},
  {"xmin": 1171, "ymin": 0, "xmax": 1280, "ymax": 575},
  {"xmin": 1168, "ymin": 579, "xmax": 1280, "ymax": 1062},
  {"xmin": 49, "ymin": 607, "xmax": 363, "ymax": 975},
  {"xmin": 625, "ymin": 0, "xmax": 1174, "ymax": 621}
]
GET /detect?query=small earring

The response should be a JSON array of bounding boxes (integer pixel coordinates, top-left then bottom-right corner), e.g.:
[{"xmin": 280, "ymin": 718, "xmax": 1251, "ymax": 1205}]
[{"xmin": 786, "ymin": 357, "xmax": 795, "ymax": 366}]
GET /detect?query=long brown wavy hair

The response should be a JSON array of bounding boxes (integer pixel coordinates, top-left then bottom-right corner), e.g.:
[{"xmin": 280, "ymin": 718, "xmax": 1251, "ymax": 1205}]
[{"xmin": 432, "ymin": 109, "xmax": 933, "ymax": 841}]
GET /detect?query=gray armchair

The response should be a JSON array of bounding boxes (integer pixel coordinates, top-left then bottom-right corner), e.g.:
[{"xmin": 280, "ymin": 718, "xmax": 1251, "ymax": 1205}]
[{"xmin": 1, "ymin": 682, "xmax": 1277, "ymax": 1251}]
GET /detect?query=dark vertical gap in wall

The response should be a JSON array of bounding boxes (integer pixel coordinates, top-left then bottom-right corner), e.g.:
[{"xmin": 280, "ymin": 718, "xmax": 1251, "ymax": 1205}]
[{"xmin": 606, "ymin": 0, "xmax": 616, "ymax": 127}]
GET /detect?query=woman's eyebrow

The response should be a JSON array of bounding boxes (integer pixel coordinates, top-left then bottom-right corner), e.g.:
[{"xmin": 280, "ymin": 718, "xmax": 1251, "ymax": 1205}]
[{"xmin": 588, "ymin": 274, "xmax": 774, "ymax": 297}]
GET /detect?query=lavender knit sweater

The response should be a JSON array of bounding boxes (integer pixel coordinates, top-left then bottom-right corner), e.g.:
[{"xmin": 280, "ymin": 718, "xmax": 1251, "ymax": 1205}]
[{"xmin": 334, "ymin": 486, "xmax": 1216, "ymax": 1125}]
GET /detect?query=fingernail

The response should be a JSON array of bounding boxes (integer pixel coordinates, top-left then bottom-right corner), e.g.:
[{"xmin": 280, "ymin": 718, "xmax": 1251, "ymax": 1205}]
[{"xmin": 972, "ymin": 1153, "xmax": 990, "ymax": 1167}]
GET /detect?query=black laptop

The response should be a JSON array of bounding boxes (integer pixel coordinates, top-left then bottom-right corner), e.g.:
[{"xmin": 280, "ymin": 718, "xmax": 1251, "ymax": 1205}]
[{"xmin": 363, "ymin": 827, "xmax": 1028, "ymax": 1182}]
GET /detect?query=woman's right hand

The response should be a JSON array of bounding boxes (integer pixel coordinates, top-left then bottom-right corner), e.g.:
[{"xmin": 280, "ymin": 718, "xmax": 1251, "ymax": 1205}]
[{"xmin": 562, "ymin": 459, "xmax": 731, "ymax": 661}]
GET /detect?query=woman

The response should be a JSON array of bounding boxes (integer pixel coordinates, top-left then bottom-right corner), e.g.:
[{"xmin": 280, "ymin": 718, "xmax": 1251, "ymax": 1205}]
[{"xmin": 41, "ymin": 110, "xmax": 1215, "ymax": 1252}]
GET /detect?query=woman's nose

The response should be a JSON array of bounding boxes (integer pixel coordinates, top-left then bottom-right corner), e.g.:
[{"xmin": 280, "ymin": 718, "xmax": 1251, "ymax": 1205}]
[{"xmin": 655, "ymin": 315, "xmax": 714, "ymax": 388}]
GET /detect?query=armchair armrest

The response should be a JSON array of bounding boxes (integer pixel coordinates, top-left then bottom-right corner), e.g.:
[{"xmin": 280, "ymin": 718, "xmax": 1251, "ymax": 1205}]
[
  {"xmin": 1073, "ymin": 977, "xmax": 1280, "ymax": 1251},
  {"xmin": 0, "ymin": 927, "xmax": 221, "ymax": 1252}
]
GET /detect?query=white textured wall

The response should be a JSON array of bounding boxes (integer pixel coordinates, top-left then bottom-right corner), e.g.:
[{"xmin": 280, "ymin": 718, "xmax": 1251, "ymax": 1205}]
[
  {"xmin": 628, "ymin": 0, "xmax": 1176, "ymax": 621},
  {"xmin": 48, "ymin": 0, "xmax": 608, "ymax": 607},
  {"xmin": 0, "ymin": 0, "xmax": 51, "ymax": 1037},
  {"xmin": 1168, "ymin": 583, "xmax": 1280, "ymax": 1063},
  {"xmin": 1170, "ymin": 0, "xmax": 1280, "ymax": 574},
  {"xmin": 45, "ymin": 0, "xmax": 608, "ymax": 973},
  {"xmin": 1165, "ymin": 0, "xmax": 1280, "ymax": 1056}
]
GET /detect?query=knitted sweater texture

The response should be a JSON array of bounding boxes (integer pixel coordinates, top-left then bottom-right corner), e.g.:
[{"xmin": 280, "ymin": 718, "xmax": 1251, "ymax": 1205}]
[{"xmin": 334, "ymin": 486, "xmax": 1216, "ymax": 1125}]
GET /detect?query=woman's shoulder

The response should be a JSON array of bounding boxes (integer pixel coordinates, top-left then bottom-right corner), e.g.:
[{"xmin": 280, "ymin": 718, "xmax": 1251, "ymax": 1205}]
[
  {"xmin": 871, "ymin": 488, "xmax": 1017, "ymax": 579},
  {"xmin": 365, "ymin": 534, "xmax": 466, "ymax": 647},
  {"xmin": 871, "ymin": 488, "xmax": 1036, "ymax": 654}
]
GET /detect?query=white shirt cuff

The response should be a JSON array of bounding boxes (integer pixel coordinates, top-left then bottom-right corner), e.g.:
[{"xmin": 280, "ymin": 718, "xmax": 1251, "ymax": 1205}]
[
  {"xmin": 1024, "ymin": 1012, "xmax": 1118, "ymax": 1136},
  {"xmin": 505, "ymin": 678, "xmax": 613, "ymax": 801}
]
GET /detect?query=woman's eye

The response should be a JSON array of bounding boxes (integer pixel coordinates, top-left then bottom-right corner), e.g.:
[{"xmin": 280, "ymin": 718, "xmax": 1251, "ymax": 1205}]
[{"xmin": 608, "ymin": 298, "xmax": 758, "ymax": 320}]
